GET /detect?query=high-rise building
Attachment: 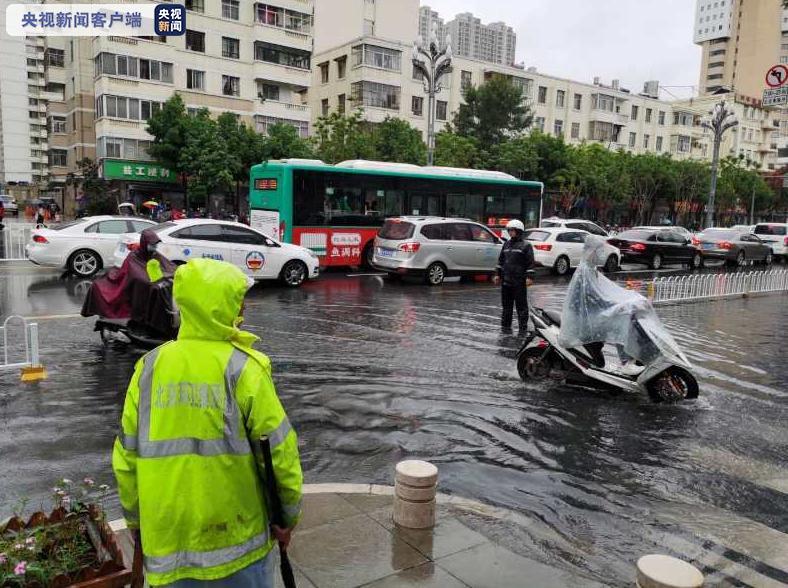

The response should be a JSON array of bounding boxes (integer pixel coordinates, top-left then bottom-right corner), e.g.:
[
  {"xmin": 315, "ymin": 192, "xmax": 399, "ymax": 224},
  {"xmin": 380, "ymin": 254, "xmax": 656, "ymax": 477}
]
[
  {"xmin": 694, "ymin": 0, "xmax": 781, "ymax": 97},
  {"xmin": 0, "ymin": 1, "xmax": 52, "ymax": 200},
  {"xmin": 40, "ymin": 0, "xmax": 314, "ymax": 214},
  {"xmin": 445, "ymin": 12, "xmax": 516, "ymax": 66},
  {"xmin": 418, "ymin": 6, "xmax": 445, "ymax": 44}
]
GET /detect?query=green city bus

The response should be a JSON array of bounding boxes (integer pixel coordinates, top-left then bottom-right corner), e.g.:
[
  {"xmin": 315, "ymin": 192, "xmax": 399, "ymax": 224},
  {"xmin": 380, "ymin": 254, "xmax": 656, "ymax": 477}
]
[{"xmin": 248, "ymin": 159, "xmax": 543, "ymax": 267}]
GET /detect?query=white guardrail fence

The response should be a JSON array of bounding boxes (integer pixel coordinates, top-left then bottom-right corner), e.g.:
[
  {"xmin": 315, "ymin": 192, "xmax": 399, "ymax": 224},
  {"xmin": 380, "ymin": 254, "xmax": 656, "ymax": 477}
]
[
  {"xmin": 0, "ymin": 315, "xmax": 46, "ymax": 381},
  {"xmin": 1, "ymin": 224, "xmax": 34, "ymax": 261},
  {"xmin": 649, "ymin": 269, "xmax": 788, "ymax": 304}
]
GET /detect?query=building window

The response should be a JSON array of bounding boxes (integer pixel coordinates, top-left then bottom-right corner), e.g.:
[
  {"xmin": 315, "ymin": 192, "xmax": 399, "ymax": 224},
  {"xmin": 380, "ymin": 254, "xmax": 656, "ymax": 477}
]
[
  {"xmin": 556, "ymin": 90, "xmax": 565, "ymax": 108},
  {"xmin": 412, "ymin": 96, "xmax": 424, "ymax": 116},
  {"xmin": 554, "ymin": 119, "xmax": 564, "ymax": 137},
  {"xmin": 593, "ymin": 93, "xmax": 614, "ymax": 112},
  {"xmin": 336, "ymin": 56, "xmax": 347, "ymax": 79},
  {"xmin": 49, "ymin": 149, "xmax": 67, "ymax": 167},
  {"xmin": 258, "ymin": 82, "xmax": 279, "ymax": 101},
  {"xmin": 631, "ymin": 105, "xmax": 639, "ymax": 121},
  {"xmin": 412, "ymin": 64, "xmax": 423, "ymax": 81},
  {"xmin": 656, "ymin": 136, "xmax": 663, "ymax": 152},
  {"xmin": 351, "ymin": 44, "xmax": 402, "ymax": 71},
  {"xmin": 95, "ymin": 94, "xmax": 163, "ymax": 121},
  {"xmin": 255, "ymin": 4, "xmax": 312, "ymax": 33},
  {"xmin": 436, "ymin": 100, "xmax": 447, "ymax": 121},
  {"xmin": 255, "ymin": 115, "xmax": 309, "ymax": 138},
  {"xmin": 676, "ymin": 135, "xmax": 691, "ymax": 153},
  {"xmin": 222, "ymin": 75, "xmax": 240, "ymax": 96},
  {"xmin": 254, "ymin": 42, "xmax": 310, "ymax": 69},
  {"xmin": 707, "ymin": 73, "xmax": 724, "ymax": 80},
  {"xmin": 186, "ymin": 30, "xmax": 205, "ymax": 52},
  {"xmin": 364, "ymin": 18, "xmax": 375, "ymax": 35},
  {"xmin": 319, "ymin": 62, "xmax": 329, "ymax": 84},
  {"xmin": 643, "ymin": 134, "xmax": 650, "ymax": 149},
  {"xmin": 537, "ymin": 86, "xmax": 547, "ymax": 104},
  {"xmin": 185, "ymin": 0, "xmax": 204, "ymax": 12},
  {"xmin": 338, "ymin": 94, "xmax": 346, "ymax": 114},
  {"xmin": 708, "ymin": 61, "xmax": 725, "ymax": 68},
  {"xmin": 49, "ymin": 116, "xmax": 66, "ymax": 133},
  {"xmin": 350, "ymin": 81, "xmax": 401, "ymax": 110},
  {"xmin": 534, "ymin": 117, "xmax": 545, "ymax": 132},
  {"xmin": 461, "ymin": 70, "xmax": 472, "ymax": 89},
  {"xmin": 95, "ymin": 53, "xmax": 172, "ymax": 83},
  {"xmin": 571, "ymin": 122, "xmax": 580, "ymax": 139},
  {"xmin": 222, "ymin": 0, "xmax": 239, "ymax": 20},
  {"xmin": 222, "ymin": 37, "xmax": 240, "ymax": 59},
  {"xmin": 46, "ymin": 48, "xmax": 64, "ymax": 68},
  {"xmin": 186, "ymin": 69, "xmax": 205, "ymax": 90},
  {"xmin": 645, "ymin": 108, "xmax": 653, "ymax": 123},
  {"xmin": 573, "ymin": 93, "xmax": 582, "ymax": 110},
  {"xmin": 658, "ymin": 110, "xmax": 666, "ymax": 125},
  {"xmin": 628, "ymin": 132, "xmax": 636, "ymax": 148}
]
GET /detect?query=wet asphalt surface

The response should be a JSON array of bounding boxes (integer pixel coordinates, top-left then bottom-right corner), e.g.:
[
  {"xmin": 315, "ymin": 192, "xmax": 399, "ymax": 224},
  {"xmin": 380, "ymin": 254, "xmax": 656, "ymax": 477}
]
[{"xmin": 0, "ymin": 260, "xmax": 786, "ymax": 586}]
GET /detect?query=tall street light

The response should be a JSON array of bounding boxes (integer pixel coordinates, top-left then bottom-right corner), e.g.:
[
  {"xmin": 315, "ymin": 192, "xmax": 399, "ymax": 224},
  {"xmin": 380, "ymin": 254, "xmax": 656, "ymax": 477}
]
[
  {"xmin": 412, "ymin": 26, "xmax": 452, "ymax": 167},
  {"xmin": 701, "ymin": 100, "xmax": 738, "ymax": 228}
]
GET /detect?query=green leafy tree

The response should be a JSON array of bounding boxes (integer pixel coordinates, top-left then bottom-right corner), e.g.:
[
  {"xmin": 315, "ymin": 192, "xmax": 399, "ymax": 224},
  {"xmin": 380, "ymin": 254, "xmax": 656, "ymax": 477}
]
[
  {"xmin": 314, "ymin": 110, "xmax": 375, "ymax": 163},
  {"xmin": 373, "ymin": 117, "xmax": 427, "ymax": 165},
  {"xmin": 453, "ymin": 76, "xmax": 532, "ymax": 150},
  {"xmin": 146, "ymin": 94, "xmax": 190, "ymax": 175},
  {"xmin": 666, "ymin": 159, "xmax": 710, "ymax": 227},
  {"xmin": 72, "ymin": 158, "xmax": 116, "ymax": 215},
  {"xmin": 433, "ymin": 131, "xmax": 480, "ymax": 168},
  {"xmin": 264, "ymin": 123, "xmax": 315, "ymax": 160},
  {"xmin": 624, "ymin": 152, "xmax": 673, "ymax": 224},
  {"xmin": 178, "ymin": 110, "xmax": 235, "ymax": 207}
]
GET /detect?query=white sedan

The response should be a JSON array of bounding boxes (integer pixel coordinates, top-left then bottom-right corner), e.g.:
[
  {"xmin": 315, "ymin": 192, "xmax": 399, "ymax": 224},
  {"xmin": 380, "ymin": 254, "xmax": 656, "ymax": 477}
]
[
  {"xmin": 115, "ymin": 219, "xmax": 320, "ymax": 287},
  {"xmin": 26, "ymin": 216, "xmax": 157, "ymax": 277},
  {"xmin": 524, "ymin": 227, "xmax": 621, "ymax": 275}
]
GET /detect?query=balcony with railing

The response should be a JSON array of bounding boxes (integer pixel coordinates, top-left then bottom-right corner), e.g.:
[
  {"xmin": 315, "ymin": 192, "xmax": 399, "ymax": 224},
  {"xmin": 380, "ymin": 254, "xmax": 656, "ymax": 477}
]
[{"xmin": 254, "ymin": 4, "xmax": 312, "ymax": 51}]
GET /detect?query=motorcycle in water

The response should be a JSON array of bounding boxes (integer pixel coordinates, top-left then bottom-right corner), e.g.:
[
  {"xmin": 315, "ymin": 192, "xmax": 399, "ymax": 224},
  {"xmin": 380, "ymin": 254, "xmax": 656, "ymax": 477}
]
[{"xmin": 516, "ymin": 237, "xmax": 699, "ymax": 403}]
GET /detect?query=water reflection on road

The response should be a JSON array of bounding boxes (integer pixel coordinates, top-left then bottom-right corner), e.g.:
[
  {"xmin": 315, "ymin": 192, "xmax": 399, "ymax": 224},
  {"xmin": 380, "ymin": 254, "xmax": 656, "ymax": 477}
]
[{"xmin": 0, "ymin": 266, "xmax": 786, "ymax": 586}]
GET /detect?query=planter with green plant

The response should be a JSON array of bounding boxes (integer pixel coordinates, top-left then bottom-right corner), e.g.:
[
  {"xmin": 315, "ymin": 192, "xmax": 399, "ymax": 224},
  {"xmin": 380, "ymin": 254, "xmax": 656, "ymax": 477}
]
[{"xmin": 1, "ymin": 479, "xmax": 131, "ymax": 588}]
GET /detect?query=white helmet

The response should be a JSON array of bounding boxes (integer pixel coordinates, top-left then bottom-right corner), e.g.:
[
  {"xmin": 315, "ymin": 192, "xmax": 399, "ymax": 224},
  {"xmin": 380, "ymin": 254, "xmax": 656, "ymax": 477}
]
[{"xmin": 505, "ymin": 219, "xmax": 525, "ymax": 232}]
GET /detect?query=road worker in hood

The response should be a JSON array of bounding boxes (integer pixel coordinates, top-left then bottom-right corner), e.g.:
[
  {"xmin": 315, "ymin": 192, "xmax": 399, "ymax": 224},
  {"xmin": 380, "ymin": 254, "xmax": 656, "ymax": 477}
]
[{"xmin": 113, "ymin": 258, "xmax": 303, "ymax": 587}]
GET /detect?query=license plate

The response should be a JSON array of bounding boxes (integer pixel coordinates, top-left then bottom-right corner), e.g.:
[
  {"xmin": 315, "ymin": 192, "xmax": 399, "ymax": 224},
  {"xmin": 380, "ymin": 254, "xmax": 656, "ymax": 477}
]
[
  {"xmin": 702, "ymin": 243, "xmax": 715, "ymax": 250},
  {"xmin": 378, "ymin": 248, "xmax": 395, "ymax": 258}
]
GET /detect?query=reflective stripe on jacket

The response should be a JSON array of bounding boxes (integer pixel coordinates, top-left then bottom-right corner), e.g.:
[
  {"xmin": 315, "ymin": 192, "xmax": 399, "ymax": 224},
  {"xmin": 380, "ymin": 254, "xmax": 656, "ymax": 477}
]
[{"xmin": 112, "ymin": 259, "xmax": 303, "ymax": 586}]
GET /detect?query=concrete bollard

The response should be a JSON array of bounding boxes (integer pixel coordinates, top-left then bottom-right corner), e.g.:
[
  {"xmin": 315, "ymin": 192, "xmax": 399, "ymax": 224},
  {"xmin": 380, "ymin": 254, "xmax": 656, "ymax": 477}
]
[
  {"xmin": 636, "ymin": 555, "xmax": 704, "ymax": 588},
  {"xmin": 393, "ymin": 460, "xmax": 438, "ymax": 529}
]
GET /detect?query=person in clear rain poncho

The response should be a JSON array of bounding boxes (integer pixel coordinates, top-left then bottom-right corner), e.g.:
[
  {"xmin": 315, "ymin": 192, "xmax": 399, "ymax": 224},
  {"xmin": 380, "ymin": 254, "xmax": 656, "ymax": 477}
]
[{"xmin": 557, "ymin": 234, "xmax": 659, "ymax": 374}]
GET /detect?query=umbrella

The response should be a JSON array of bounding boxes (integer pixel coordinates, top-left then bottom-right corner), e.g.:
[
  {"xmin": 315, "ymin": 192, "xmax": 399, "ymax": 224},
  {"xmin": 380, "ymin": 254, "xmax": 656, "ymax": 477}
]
[{"xmin": 142, "ymin": 201, "xmax": 159, "ymax": 209}]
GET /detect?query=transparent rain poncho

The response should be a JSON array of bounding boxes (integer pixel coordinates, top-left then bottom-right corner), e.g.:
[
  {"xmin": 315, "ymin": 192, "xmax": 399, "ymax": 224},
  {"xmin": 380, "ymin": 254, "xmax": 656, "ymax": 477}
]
[{"xmin": 557, "ymin": 235, "xmax": 680, "ymax": 365}]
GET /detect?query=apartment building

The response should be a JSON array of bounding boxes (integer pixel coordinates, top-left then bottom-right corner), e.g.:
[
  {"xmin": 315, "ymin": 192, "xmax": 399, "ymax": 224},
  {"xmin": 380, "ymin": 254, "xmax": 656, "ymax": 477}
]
[
  {"xmin": 445, "ymin": 12, "xmax": 516, "ymax": 66},
  {"xmin": 694, "ymin": 0, "xmax": 781, "ymax": 97},
  {"xmin": 41, "ymin": 0, "xmax": 314, "ymax": 213},
  {"xmin": 0, "ymin": 1, "xmax": 54, "ymax": 200},
  {"xmin": 418, "ymin": 6, "xmax": 445, "ymax": 43}
]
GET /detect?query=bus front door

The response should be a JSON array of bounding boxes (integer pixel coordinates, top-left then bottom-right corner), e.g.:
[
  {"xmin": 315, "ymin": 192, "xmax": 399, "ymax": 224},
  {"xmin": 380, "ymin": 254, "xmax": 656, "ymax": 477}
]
[{"xmin": 408, "ymin": 193, "xmax": 443, "ymax": 217}]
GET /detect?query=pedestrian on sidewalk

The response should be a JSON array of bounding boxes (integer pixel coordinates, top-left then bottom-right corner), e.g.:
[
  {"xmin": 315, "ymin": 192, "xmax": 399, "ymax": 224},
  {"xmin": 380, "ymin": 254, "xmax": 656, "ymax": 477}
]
[
  {"xmin": 113, "ymin": 258, "xmax": 303, "ymax": 587},
  {"xmin": 495, "ymin": 219, "xmax": 535, "ymax": 334},
  {"xmin": 35, "ymin": 204, "xmax": 45, "ymax": 227}
]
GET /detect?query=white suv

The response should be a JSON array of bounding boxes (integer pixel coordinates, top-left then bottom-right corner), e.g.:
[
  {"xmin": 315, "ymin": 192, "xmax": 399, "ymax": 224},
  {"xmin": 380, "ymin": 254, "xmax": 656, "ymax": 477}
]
[
  {"xmin": 540, "ymin": 217, "xmax": 609, "ymax": 237},
  {"xmin": 524, "ymin": 227, "xmax": 621, "ymax": 275},
  {"xmin": 753, "ymin": 223, "xmax": 788, "ymax": 261},
  {"xmin": 373, "ymin": 217, "xmax": 503, "ymax": 285}
]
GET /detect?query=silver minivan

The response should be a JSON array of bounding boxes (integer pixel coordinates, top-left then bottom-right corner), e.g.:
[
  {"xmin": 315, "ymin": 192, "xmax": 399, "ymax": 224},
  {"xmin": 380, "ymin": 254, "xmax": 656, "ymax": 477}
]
[{"xmin": 373, "ymin": 217, "xmax": 503, "ymax": 285}]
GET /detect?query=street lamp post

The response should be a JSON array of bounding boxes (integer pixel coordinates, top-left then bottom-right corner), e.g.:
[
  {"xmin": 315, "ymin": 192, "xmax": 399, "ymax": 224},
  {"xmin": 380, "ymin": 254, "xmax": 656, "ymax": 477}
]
[
  {"xmin": 412, "ymin": 26, "xmax": 452, "ymax": 167},
  {"xmin": 701, "ymin": 100, "xmax": 738, "ymax": 228}
]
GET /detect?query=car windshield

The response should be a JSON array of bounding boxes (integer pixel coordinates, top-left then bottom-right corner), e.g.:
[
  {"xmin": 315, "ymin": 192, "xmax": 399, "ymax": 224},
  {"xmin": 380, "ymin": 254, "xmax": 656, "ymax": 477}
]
[
  {"xmin": 699, "ymin": 229, "xmax": 736, "ymax": 240},
  {"xmin": 524, "ymin": 230, "xmax": 550, "ymax": 242},
  {"xmin": 617, "ymin": 230, "xmax": 653, "ymax": 241},
  {"xmin": 754, "ymin": 225, "xmax": 787, "ymax": 236},
  {"xmin": 151, "ymin": 222, "xmax": 176, "ymax": 234},
  {"xmin": 48, "ymin": 220, "xmax": 84, "ymax": 231},
  {"xmin": 379, "ymin": 220, "xmax": 415, "ymax": 240}
]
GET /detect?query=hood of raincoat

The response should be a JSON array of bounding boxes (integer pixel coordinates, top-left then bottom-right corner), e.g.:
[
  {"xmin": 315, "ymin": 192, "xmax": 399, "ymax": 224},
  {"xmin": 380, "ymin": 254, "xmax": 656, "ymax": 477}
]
[
  {"xmin": 581, "ymin": 234, "xmax": 609, "ymax": 267},
  {"xmin": 173, "ymin": 258, "xmax": 257, "ymax": 347}
]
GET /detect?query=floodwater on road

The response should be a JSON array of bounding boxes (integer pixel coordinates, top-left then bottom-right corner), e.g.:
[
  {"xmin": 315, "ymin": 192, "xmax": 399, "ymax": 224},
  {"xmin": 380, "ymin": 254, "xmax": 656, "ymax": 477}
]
[{"xmin": 0, "ymin": 265, "xmax": 786, "ymax": 586}]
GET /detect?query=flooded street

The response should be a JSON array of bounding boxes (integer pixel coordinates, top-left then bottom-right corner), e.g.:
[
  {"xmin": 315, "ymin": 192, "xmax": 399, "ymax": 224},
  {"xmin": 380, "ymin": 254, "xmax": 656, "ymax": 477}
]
[{"xmin": 1, "ymin": 264, "xmax": 786, "ymax": 586}]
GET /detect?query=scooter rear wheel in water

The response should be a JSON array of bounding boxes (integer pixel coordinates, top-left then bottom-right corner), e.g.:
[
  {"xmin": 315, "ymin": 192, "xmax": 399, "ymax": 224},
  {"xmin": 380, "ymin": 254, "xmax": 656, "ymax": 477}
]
[
  {"xmin": 517, "ymin": 346, "xmax": 557, "ymax": 381},
  {"xmin": 646, "ymin": 367, "xmax": 699, "ymax": 403}
]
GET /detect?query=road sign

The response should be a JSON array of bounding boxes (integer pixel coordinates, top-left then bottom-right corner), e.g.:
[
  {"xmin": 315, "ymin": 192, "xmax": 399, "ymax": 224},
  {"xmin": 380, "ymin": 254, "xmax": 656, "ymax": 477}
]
[
  {"xmin": 765, "ymin": 64, "xmax": 788, "ymax": 89},
  {"xmin": 763, "ymin": 86, "xmax": 788, "ymax": 107}
]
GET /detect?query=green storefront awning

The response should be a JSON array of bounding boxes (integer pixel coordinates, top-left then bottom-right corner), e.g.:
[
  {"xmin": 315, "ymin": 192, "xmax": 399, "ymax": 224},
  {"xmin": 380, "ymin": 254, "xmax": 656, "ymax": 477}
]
[{"xmin": 103, "ymin": 159, "xmax": 178, "ymax": 184}]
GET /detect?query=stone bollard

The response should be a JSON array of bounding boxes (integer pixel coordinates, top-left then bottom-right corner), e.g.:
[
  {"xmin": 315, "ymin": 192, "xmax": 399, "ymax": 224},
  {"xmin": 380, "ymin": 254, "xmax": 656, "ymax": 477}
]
[
  {"xmin": 636, "ymin": 555, "xmax": 704, "ymax": 588},
  {"xmin": 393, "ymin": 460, "xmax": 438, "ymax": 529}
]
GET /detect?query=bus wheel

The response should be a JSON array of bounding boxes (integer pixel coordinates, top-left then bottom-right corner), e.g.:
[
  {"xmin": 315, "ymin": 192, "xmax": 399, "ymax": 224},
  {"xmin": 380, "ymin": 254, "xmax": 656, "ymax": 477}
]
[{"xmin": 362, "ymin": 242, "xmax": 375, "ymax": 269}]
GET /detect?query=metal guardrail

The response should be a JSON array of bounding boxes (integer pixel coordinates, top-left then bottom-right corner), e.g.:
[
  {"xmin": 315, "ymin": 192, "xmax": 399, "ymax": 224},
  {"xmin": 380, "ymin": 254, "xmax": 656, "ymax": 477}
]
[
  {"xmin": 1, "ymin": 315, "xmax": 39, "ymax": 371},
  {"xmin": 1, "ymin": 224, "xmax": 34, "ymax": 261},
  {"xmin": 650, "ymin": 270, "xmax": 788, "ymax": 304}
]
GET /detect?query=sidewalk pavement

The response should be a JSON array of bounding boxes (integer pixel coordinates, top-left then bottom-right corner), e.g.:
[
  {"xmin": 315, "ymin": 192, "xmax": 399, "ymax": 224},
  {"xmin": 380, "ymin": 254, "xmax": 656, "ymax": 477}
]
[{"xmin": 114, "ymin": 485, "xmax": 606, "ymax": 588}]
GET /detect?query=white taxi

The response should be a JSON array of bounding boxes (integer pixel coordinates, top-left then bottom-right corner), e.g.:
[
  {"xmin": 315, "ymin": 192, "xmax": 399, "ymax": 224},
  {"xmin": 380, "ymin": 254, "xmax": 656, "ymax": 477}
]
[{"xmin": 115, "ymin": 219, "xmax": 320, "ymax": 287}]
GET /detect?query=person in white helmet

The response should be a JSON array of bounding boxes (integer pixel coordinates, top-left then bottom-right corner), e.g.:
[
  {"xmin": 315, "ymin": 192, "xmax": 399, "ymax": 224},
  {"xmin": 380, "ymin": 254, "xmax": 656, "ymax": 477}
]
[{"xmin": 495, "ymin": 219, "xmax": 535, "ymax": 333}]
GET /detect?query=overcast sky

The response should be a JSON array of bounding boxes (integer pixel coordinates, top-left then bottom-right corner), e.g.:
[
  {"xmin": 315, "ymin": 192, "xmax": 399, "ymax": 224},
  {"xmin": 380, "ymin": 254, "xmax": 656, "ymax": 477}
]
[{"xmin": 423, "ymin": 0, "xmax": 702, "ymax": 99}]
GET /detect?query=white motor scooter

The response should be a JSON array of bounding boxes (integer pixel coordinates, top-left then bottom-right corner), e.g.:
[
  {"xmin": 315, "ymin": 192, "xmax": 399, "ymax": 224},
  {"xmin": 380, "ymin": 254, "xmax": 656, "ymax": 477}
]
[{"xmin": 516, "ymin": 280, "xmax": 699, "ymax": 403}]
